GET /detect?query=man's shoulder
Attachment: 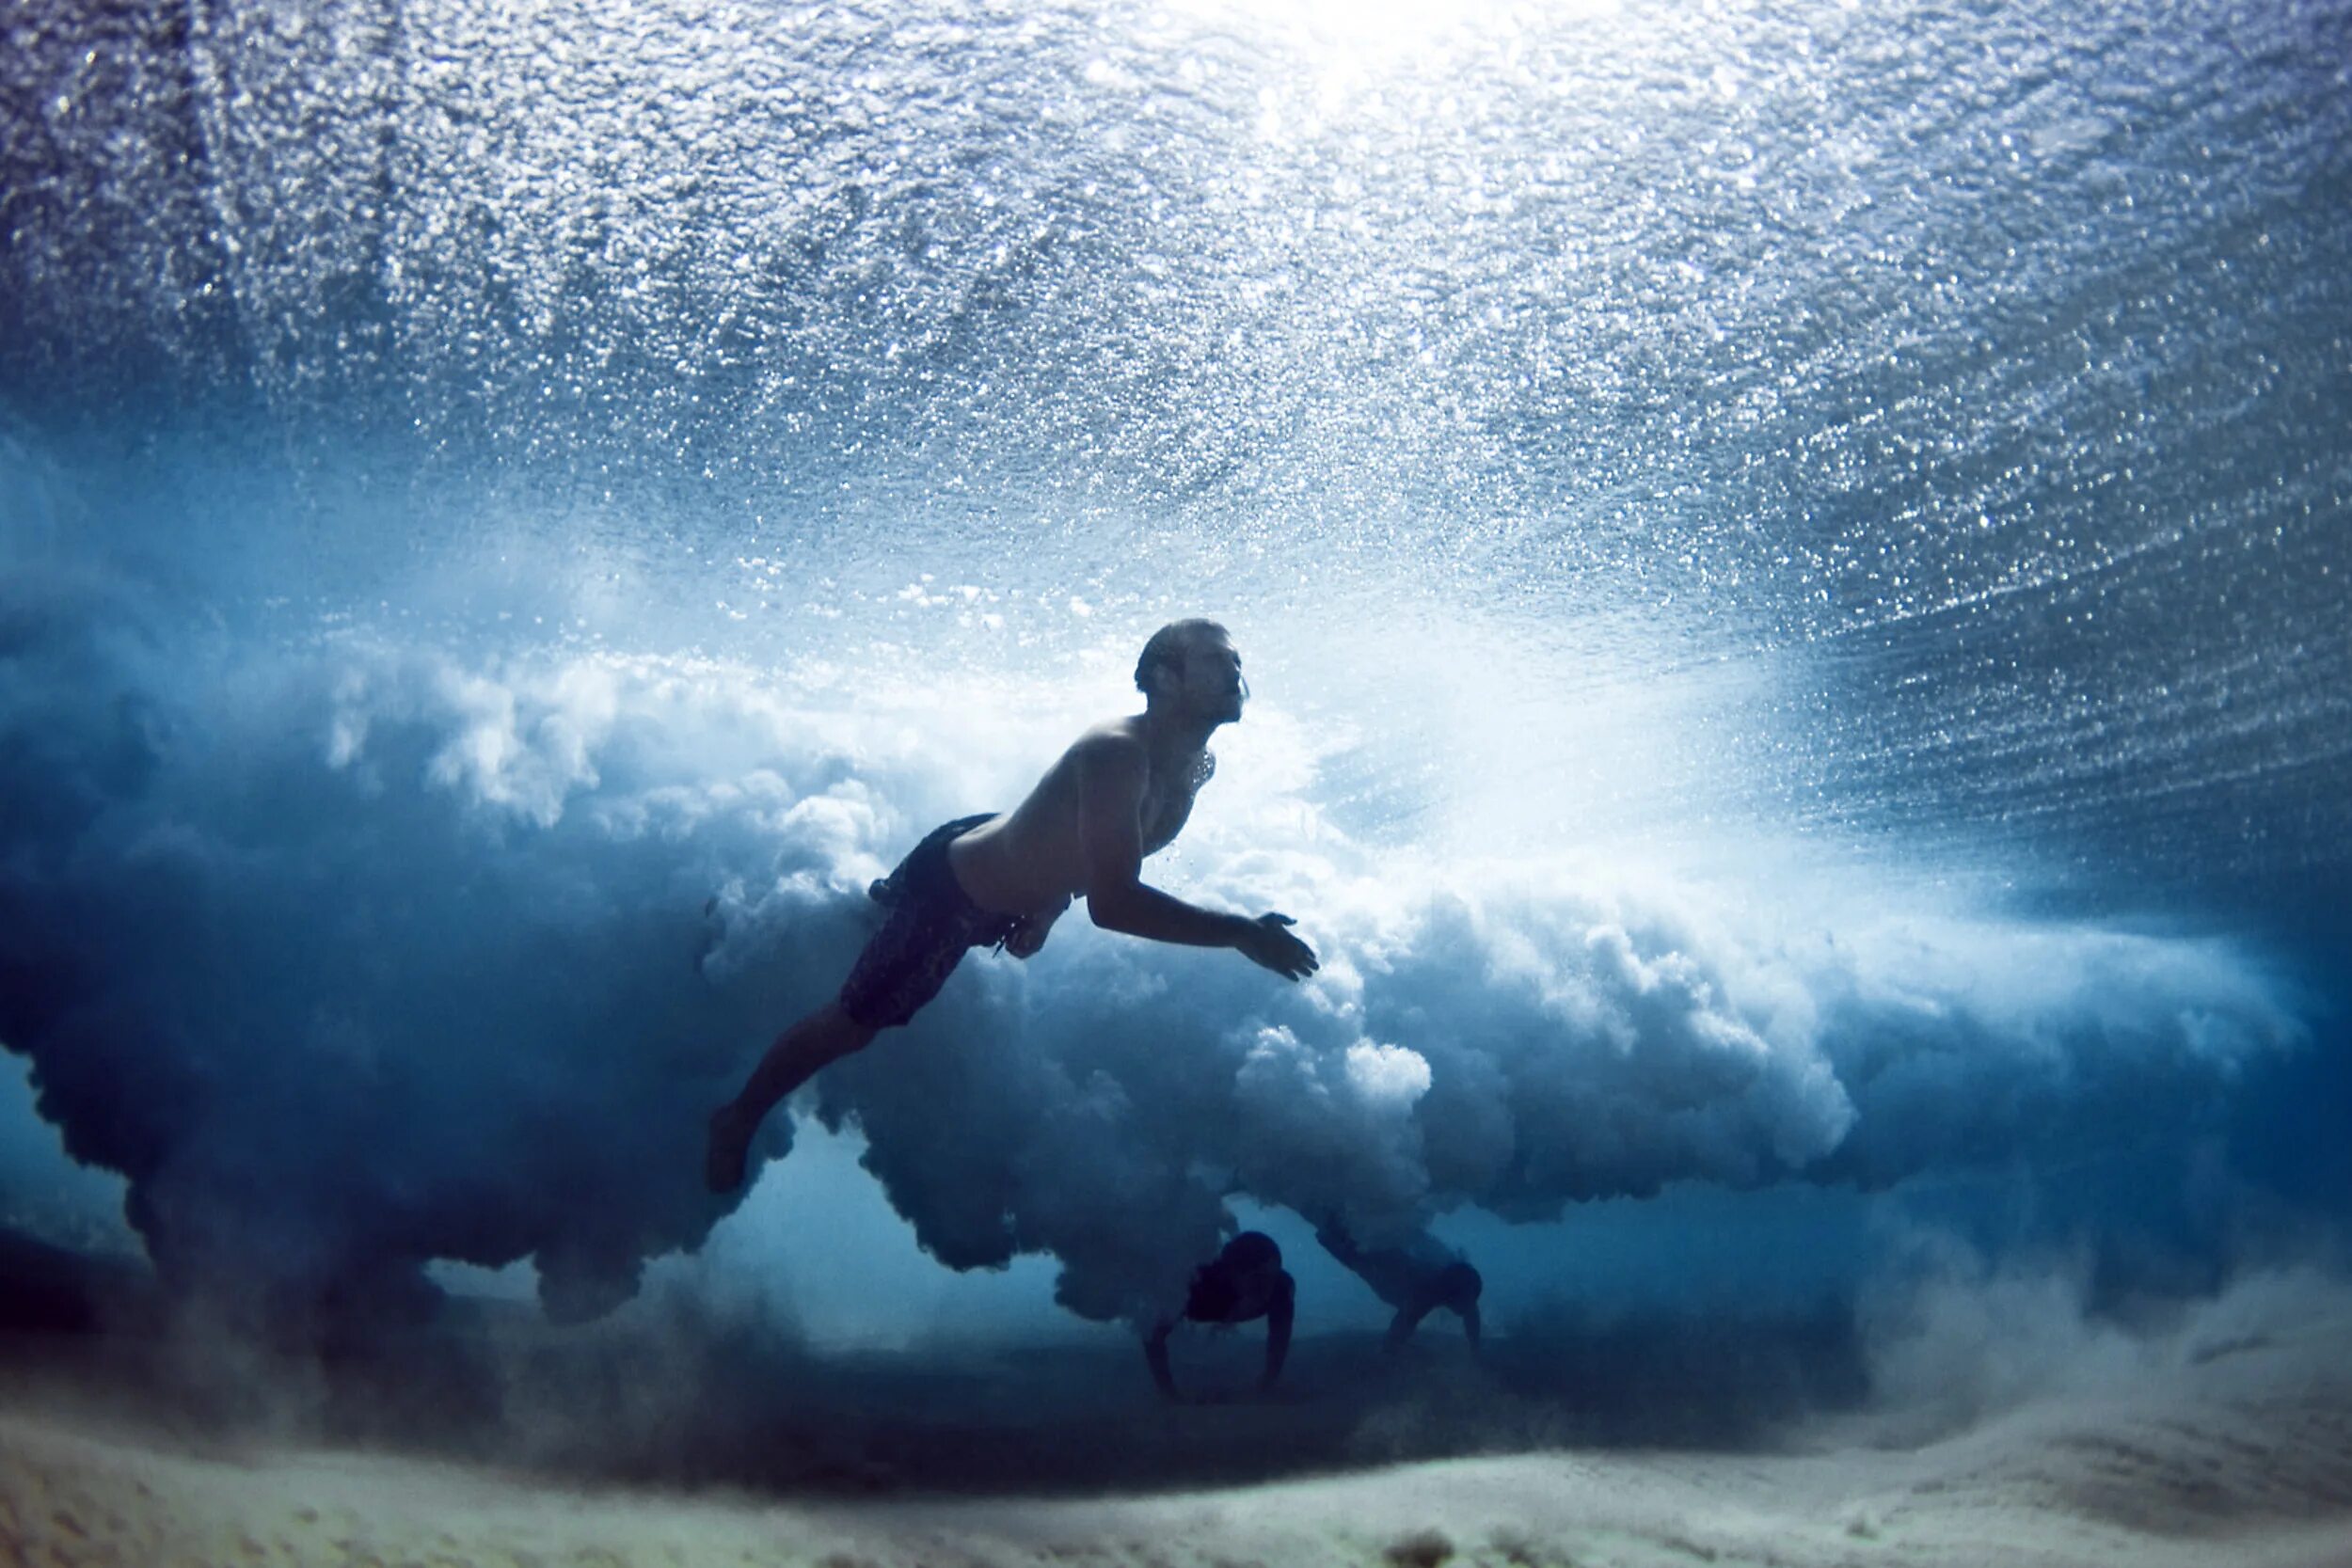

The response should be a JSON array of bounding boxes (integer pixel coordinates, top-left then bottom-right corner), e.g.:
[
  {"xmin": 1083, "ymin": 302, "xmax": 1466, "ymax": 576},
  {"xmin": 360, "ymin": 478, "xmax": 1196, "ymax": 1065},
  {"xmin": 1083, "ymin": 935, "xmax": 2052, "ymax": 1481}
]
[{"xmin": 1065, "ymin": 720, "xmax": 1149, "ymax": 772}]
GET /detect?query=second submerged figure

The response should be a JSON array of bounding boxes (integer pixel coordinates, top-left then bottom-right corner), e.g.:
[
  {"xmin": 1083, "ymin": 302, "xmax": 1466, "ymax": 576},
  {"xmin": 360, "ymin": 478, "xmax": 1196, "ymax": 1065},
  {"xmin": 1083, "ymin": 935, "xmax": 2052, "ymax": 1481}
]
[{"xmin": 707, "ymin": 618, "xmax": 1321, "ymax": 1192}]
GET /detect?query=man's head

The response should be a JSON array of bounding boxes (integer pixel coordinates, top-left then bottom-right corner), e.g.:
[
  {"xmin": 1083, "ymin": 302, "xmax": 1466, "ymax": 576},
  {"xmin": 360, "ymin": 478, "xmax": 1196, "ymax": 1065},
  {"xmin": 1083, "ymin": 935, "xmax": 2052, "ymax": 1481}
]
[
  {"xmin": 1437, "ymin": 1260, "xmax": 1483, "ymax": 1314},
  {"xmin": 1136, "ymin": 619, "xmax": 1245, "ymax": 723},
  {"xmin": 1216, "ymin": 1229, "xmax": 1283, "ymax": 1278}
]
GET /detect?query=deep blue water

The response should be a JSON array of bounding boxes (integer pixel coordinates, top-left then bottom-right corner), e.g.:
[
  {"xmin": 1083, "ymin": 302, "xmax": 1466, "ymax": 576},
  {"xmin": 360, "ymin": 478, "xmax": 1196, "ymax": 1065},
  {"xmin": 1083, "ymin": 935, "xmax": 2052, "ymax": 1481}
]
[{"xmin": 2, "ymin": 0, "xmax": 2348, "ymax": 1356}]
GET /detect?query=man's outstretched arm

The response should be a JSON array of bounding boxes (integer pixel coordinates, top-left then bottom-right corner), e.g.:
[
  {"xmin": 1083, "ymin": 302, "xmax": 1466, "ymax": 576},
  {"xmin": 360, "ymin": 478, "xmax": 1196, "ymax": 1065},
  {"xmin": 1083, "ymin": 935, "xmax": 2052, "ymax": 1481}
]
[
  {"xmin": 1145, "ymin": 1322, "xmax": 1182, "ymax": 1402},
  {"xmin": 1259, "ymin": 1274, "xmax": 1295, "ymax": 1392},
  {"xmin": 1077, "ymin": 737, "xmax": 1318, "ymax": 979}
]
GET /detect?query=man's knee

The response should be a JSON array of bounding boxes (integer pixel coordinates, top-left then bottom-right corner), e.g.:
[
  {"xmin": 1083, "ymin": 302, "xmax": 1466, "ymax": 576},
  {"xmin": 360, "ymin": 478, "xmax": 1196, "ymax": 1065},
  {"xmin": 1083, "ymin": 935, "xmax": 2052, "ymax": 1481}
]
[{"xmin": 817, "ymin": 1001, "xmax": 884, "ymax": 1054}]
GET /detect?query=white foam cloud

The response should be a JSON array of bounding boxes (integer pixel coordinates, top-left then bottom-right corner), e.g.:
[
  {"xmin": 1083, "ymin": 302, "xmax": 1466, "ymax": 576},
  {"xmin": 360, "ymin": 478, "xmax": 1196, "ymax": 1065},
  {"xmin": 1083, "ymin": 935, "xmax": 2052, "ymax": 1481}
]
[{"xmin": 0, "ymin": 580, "xmax": 2312, "ymax": 1332}]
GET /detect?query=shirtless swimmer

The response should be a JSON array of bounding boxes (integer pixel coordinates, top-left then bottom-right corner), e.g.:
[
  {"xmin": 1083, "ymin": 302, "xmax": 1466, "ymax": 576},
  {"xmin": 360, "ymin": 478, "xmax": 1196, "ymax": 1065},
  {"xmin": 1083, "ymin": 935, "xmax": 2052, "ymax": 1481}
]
[{"xmin": 706, "ymin": 619, "xmax": 1319, "ymax": 1192}]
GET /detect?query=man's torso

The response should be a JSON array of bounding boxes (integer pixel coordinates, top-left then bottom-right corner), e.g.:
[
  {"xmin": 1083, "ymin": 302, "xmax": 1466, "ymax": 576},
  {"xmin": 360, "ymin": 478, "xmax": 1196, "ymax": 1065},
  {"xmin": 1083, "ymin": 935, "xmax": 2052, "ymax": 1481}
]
[
  {"xmin": 1186, "ymin": 1263, "xmax": 1288, "ymax": 1325},
  {"xmin": 1328, "ymin": 1231, "xmax": 1459, "ymax": 1312},
  {"xmin": 946, "ymin": 717, "xmax": 1209, "ymax": 914}
]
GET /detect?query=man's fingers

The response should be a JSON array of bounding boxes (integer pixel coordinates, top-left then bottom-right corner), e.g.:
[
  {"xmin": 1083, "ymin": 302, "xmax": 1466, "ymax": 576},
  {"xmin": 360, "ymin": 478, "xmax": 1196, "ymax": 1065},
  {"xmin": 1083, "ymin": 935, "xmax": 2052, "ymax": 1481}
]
[
  {"xmin": 1281, "ymin": 933, "xmax": 1317, "ymax": 981},
  {"xmin": 1244, "ymin": 913, "xmax": 1318, "ymax": 981}
]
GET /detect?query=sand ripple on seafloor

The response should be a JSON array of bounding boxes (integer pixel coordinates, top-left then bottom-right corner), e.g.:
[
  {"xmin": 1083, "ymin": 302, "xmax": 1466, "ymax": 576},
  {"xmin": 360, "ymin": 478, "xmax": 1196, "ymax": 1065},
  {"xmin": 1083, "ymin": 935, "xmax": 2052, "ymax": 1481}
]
[{"xmin": 7, "ymin": 1319, "xmax": 2352, "ymax": 1568}]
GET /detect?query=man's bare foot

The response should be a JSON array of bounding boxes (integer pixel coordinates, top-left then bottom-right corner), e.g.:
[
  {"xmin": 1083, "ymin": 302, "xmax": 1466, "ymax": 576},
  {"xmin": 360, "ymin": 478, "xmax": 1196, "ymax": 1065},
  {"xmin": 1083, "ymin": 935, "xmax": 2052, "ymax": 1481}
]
[{"xmin": 706, "ymin": 1103, "xmax": 755, "ymax": 1193}]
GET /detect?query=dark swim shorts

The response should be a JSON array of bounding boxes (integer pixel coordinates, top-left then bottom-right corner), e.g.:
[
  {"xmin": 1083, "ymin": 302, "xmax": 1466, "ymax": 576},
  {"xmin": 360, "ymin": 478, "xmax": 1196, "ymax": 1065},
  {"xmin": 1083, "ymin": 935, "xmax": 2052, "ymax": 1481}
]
[{"xmin": 837, "ymin": 814, "xmax": 1019, "ymax": 1029}]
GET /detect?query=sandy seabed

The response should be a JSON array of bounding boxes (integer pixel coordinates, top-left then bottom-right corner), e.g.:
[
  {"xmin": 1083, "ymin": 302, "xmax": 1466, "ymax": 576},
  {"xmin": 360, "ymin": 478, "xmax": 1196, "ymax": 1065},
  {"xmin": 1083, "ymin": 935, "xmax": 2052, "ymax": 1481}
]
[{"xmin": 6, "ymin": 1301, "xmax": 2352, "ymax": 1568}]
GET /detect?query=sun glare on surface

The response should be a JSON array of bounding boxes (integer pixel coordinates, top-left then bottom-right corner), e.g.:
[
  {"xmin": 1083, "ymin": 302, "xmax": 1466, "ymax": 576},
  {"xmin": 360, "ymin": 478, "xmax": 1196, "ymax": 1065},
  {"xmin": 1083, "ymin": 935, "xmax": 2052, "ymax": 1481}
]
[{"xmin": 1165, "ymin": 0, "xmax": 1623, "ymax": 77}]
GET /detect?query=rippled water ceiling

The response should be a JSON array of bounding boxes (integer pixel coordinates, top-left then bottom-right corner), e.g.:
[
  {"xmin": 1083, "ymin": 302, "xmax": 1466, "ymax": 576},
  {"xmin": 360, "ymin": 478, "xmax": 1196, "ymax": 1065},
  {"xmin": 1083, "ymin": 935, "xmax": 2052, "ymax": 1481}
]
[{"xmin": 4, "ymin": 0, "xmax": 2348, "ymax": 896}]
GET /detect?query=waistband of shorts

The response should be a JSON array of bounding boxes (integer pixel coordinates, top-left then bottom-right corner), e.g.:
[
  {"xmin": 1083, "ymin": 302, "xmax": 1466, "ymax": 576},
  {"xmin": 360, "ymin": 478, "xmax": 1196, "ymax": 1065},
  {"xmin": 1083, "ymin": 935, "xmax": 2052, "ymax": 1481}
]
[{"xmin": 883, "ymin": 812, "xmax": 1001, "ymax": 916}]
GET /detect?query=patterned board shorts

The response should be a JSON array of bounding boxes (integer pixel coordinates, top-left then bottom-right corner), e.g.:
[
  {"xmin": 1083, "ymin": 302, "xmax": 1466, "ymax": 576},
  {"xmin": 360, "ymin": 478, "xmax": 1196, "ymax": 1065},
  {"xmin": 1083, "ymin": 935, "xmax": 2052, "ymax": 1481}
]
[{"xmin": 837, "ymin": 814, "xmax": 1018, "ymax": 1029}]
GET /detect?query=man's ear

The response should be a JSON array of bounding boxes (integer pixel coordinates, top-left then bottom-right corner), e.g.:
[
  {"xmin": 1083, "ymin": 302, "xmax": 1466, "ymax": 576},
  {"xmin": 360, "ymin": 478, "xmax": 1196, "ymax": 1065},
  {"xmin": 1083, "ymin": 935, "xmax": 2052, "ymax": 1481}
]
[{"xmin": 1145, "ymin": 651, "xmax": 1183, "ymax": 700}]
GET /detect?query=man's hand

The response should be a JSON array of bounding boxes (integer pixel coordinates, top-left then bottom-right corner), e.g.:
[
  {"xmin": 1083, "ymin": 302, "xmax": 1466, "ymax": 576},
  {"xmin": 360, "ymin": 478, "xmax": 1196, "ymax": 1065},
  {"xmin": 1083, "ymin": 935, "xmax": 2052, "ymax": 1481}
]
[
  {"xmin": 1233, "ymin": 912, "xmax": 1318, "ymax": 981},
  {"xmin": 1003, "ymin": 895, "xmax": 1070, "ymax": 960}
]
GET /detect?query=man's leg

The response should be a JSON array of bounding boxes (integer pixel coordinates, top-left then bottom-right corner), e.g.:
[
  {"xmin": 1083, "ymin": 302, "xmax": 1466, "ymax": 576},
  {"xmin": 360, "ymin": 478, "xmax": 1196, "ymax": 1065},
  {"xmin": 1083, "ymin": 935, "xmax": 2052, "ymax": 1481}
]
[
  {"xmin": 1384, "ymin": 1304, "xmax": 1432, "ymax": 1352},
  {"xmin": 705, "ymin": 1001, "xmax": 879, "ymax": 1192}
]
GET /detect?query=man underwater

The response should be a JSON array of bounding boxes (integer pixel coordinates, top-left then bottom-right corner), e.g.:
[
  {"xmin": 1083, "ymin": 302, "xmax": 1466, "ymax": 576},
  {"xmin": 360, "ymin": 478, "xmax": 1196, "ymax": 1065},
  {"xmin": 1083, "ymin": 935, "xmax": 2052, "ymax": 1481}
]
[
  {"xmin": 1145, "ymin": 1230, "xmax": 1295, "ymax": 1402},
  {"xmin": 706, "ymin": 619, "xmax": 1321, "ymax": 1192},
  {"xmin": 1315, "ymin": 1217, "xmax": 1484, "ymax": 1352}
]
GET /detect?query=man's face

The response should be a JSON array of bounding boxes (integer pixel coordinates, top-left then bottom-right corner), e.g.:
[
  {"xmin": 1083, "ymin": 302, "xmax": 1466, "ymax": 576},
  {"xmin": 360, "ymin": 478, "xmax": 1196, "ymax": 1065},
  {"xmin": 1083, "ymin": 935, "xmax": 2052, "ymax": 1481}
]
[{"xmin": 1175, "ymin": 631, "xmax": 1247, "ymax": 722}]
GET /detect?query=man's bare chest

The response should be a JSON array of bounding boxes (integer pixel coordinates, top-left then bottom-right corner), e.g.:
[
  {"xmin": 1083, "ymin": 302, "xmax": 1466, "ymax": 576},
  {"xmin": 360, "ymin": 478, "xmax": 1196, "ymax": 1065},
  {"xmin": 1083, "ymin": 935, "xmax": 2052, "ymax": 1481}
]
[{"xmin": 1140, "ymin": 751, "xmax": 1213, "ymax": 853}]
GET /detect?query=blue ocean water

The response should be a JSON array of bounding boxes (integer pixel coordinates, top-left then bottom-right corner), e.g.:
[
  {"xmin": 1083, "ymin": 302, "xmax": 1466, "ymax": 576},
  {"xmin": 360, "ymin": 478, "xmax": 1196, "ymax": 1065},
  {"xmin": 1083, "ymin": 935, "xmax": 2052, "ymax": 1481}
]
[{"xmin": 1, "ymin": 0, "xmax": 2347, "ymax": 1374}]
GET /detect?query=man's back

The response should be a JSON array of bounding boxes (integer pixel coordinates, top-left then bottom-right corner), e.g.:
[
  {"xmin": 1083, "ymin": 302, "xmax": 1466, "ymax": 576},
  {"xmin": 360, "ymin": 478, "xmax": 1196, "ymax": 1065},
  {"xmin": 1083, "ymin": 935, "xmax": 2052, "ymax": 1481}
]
[{"xmin": 1318, "ymin": 1224, "xmax": 1441, "ymax": 1309}]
